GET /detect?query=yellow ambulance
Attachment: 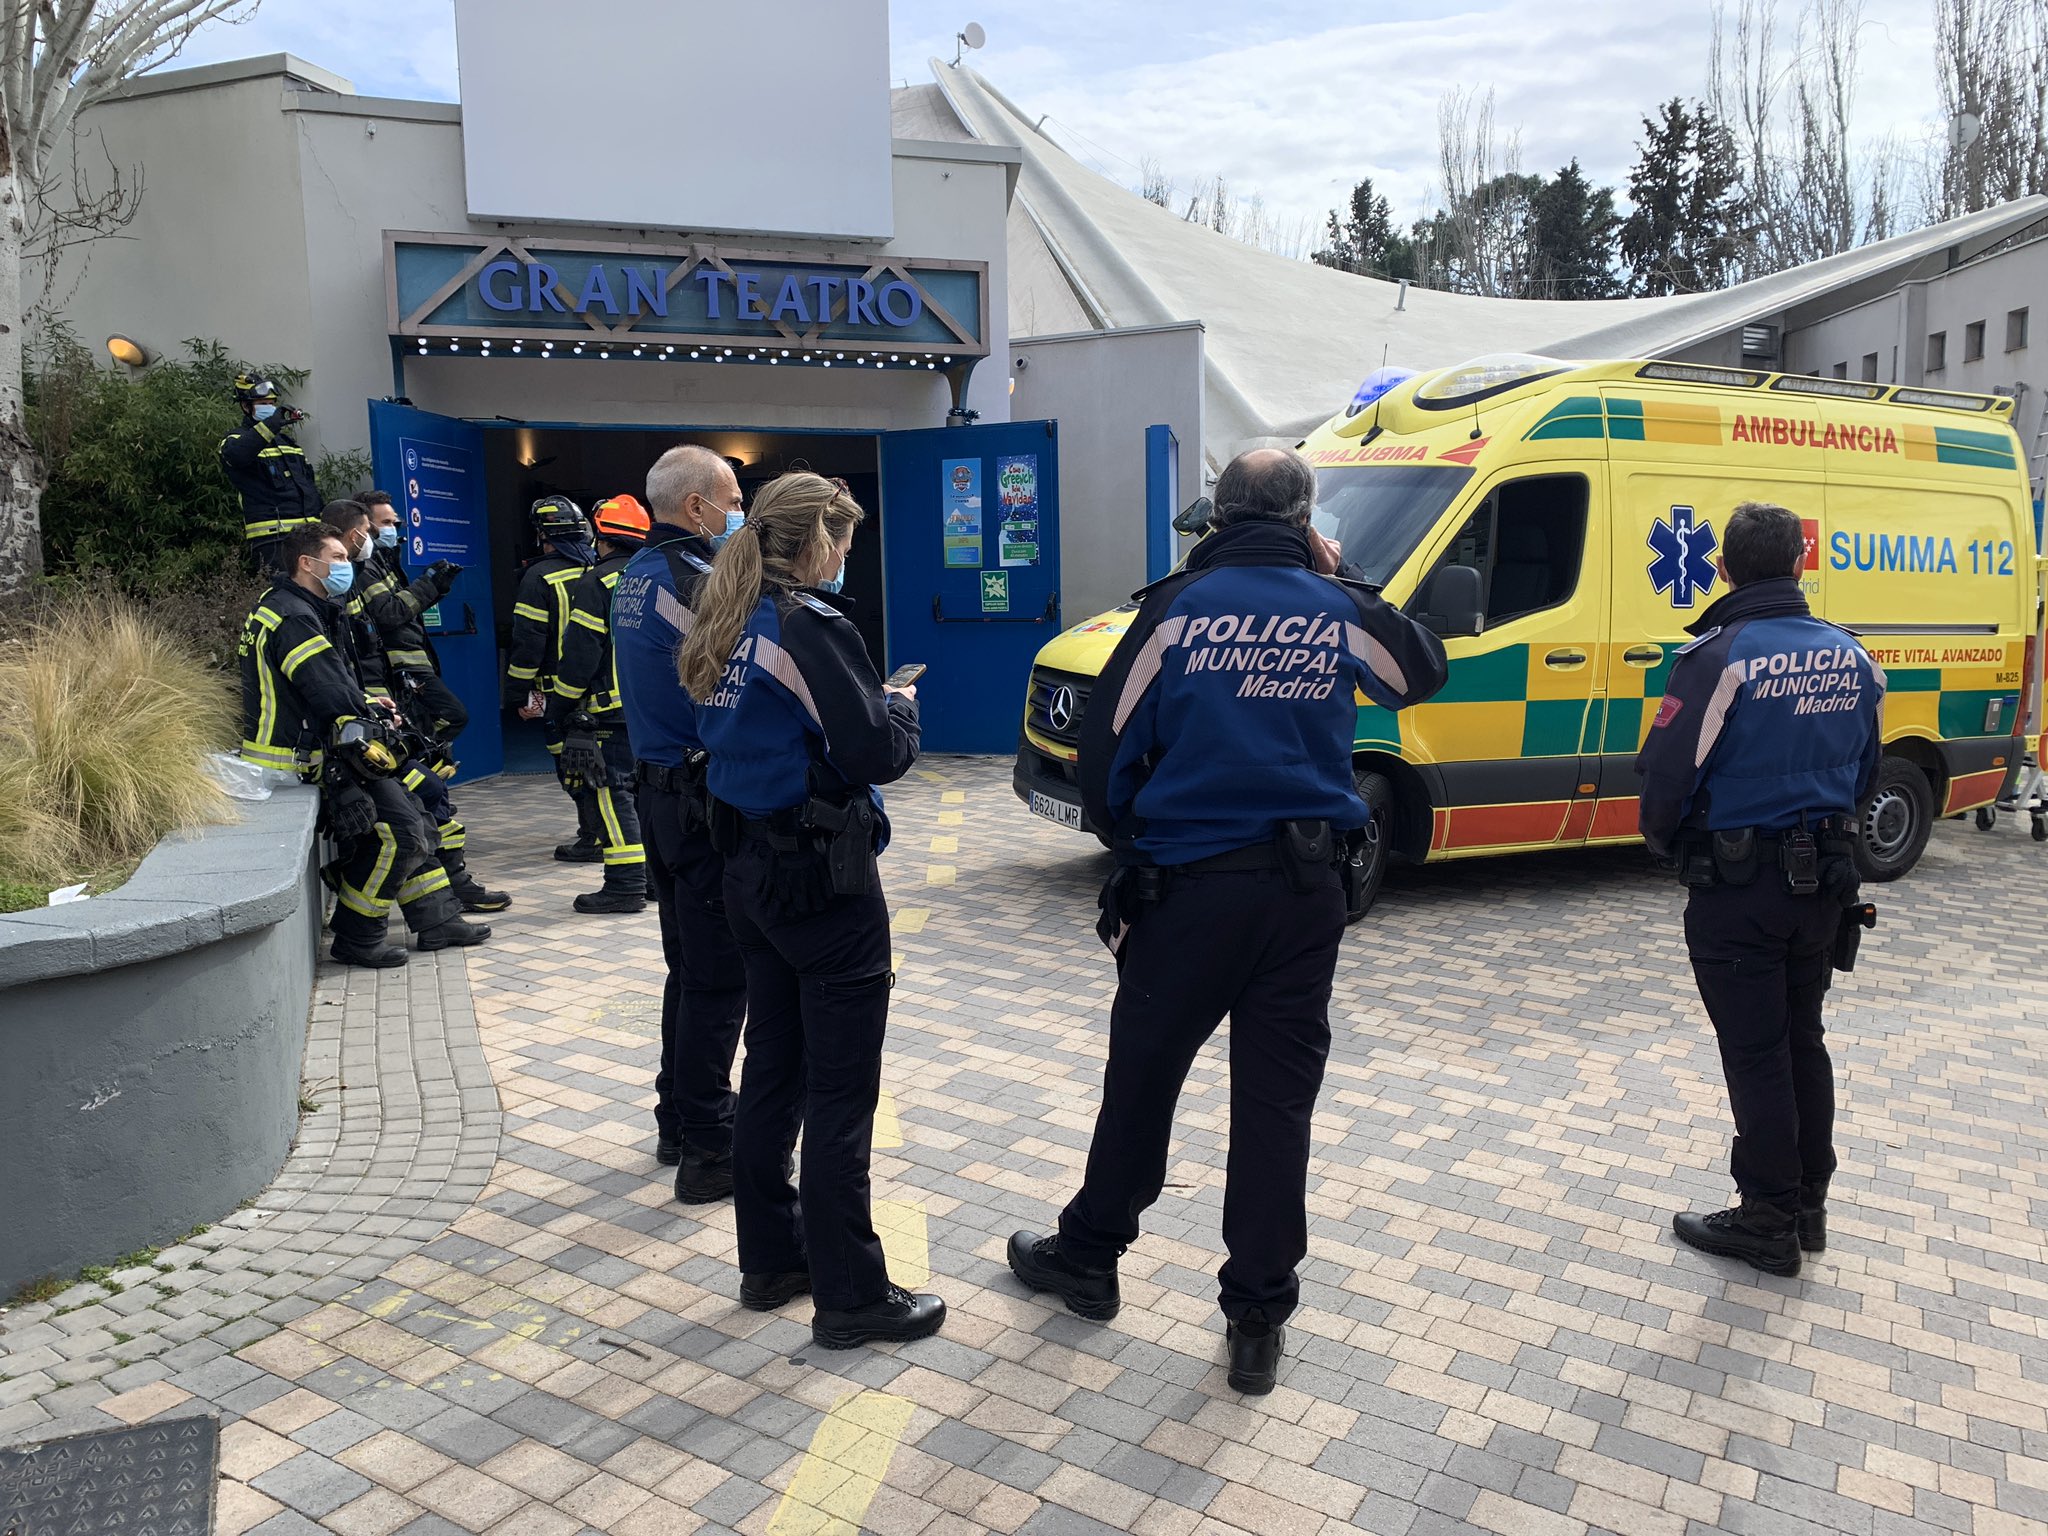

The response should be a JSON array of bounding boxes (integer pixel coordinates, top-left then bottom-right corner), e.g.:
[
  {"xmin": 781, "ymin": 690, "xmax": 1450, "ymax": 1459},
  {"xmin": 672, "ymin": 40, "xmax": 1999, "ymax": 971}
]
[{"xmin": 1013, "ymin": 356, "xmax": 2044, "ymax": 909}]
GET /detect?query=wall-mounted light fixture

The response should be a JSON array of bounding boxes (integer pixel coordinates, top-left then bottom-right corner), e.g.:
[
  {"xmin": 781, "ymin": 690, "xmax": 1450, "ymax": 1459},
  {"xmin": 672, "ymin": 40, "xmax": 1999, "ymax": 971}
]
[{"xmin": 106, "ymin": 334, "xmax": 152, "ymax": 368}]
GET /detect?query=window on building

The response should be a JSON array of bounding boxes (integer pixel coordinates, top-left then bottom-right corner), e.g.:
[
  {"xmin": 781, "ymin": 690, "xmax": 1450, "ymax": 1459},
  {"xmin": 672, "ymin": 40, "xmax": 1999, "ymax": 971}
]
[
  {"xmin": 1741, "ymin": 323, "xmax": 1780, "ymax": 363},
  {"xmin": 1860, "ymin": 352, "xmax": 1879, "ymax": 381},
  {"xmin": 1965, "ymin": 320, "xmax": 1986, "ymax": 362},
  {"xmin": 2009, "ymin": 307, "xmax": 2030, "ymax": 352},
  {"xmin": 1415, "ymin": 474, "xmax": 1589, "ymax": 632},
  {"xmin": 1831, "ymin": 362, "xmax": 1848, "ymax": 379},
  {"xmin": 1927, "ymin": 331, "xmax": 1947, "ymax": 373}
]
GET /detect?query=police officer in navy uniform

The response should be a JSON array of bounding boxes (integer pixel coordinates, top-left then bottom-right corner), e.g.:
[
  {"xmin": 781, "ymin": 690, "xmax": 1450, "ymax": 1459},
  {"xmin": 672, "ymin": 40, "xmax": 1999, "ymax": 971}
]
[
  {"xmin": 1637, "ymin": 501, "xmax": 1886, "ymax": 1278},
  {"xmin": 1007, "ymin": 448, "xmax": 1448, "ymax": 1393},
  {"xmin": 675, "ymin": 471, "xmax": 944, "ymax": 1350},
  {"xmin": 612, "ymin": 445, "xmax": 751, "ymax": 1202}
]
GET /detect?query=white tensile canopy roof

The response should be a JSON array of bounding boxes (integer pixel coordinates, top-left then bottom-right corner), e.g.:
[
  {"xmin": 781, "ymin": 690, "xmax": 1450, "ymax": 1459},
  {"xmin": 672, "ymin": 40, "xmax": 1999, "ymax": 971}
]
[{"xmin": 905, "ymin": 65, "xmax": 2048, "ymax": 471}]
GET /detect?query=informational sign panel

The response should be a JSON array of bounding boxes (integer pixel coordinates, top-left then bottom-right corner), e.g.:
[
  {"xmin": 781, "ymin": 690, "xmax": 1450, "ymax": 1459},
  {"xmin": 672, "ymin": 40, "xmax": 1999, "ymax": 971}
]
[
  {"xmin": 997, "ymin": 453, "xmax": 1041, "ymax": 567},
  {"xmin": 453, "ymin": 0, "xmax": 892, "ymax": 240},
  {"xmin": 401, "ymin": 437, "xmax": 485, "ymax": 572},
  {"xmin": 941, "ymin": 458, "xmax": 982, "ymax": 567}
]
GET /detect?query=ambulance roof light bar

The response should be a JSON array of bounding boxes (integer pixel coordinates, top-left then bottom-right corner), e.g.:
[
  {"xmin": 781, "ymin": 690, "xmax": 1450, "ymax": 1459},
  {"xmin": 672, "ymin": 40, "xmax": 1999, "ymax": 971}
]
[
  {"xmin": 1891, "ymin": 385, "xmax": 2000, "ymax": 412},
  {"xmin": 1636, "ymin": 363, "xmax": 1765, "ymax": 388},
  {"xmin": 1770, "ymin": 374, "xmax": 1885, "ymax": 400}
]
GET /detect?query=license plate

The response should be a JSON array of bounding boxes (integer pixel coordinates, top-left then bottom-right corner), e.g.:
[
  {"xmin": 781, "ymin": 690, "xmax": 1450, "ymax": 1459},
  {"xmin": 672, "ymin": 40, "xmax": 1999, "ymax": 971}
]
[{"xmin": 1028, "ymin": 790, "xmax": 1083, "ymax": 829}]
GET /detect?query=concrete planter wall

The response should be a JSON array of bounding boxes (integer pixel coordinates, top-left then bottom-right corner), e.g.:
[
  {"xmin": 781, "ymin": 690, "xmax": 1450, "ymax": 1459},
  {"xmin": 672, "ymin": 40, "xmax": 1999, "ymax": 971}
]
[{"xmin": 0, "ymin": 788, "xmax": 322, "ymax": 1295}]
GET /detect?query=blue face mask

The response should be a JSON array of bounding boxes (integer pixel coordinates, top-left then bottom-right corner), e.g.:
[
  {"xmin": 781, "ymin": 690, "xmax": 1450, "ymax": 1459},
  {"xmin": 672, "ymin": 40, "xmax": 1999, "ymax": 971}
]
[
  {"xmin": 252, "ymin": 403, "xmax": 278, "ymax": 423},
  {"xmin": 321, "ymin": 559, "xmax": 354, "ymax": 598},
  {"xmin": 376, "ymin": 524, "xmax": 400, "ymax": 549},
  {"xmin": 816, "ymin": 562, "xmax": 846, "ymax": 595},
  {"xmin": 710, "ymin": 509, "xmax": 746, "ymax": 549}
]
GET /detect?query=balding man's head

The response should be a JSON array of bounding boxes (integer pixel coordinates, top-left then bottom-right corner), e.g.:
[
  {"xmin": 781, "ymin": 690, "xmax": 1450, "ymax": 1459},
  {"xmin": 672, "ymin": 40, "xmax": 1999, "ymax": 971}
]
[
  {"xmin": 645, "ymin": 444, "xmax": 739, "ymax": 526},
  {"xmin": 1211, "ymin": 448, "xmax": 1317, "ymax": 529}
]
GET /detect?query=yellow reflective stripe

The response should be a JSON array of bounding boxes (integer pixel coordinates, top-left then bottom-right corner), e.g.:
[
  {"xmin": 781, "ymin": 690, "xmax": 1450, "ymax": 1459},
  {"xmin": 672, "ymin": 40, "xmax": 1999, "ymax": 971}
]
[
  {"xmin": 397, "ymin": 866, "xmax": 452, "ymax": 903},
  {"xmin": 569, "ymin": 610, "xmax": 607, "ymax": 633},
  {"xmin": 506, "ymin": 662, "xmax": 538, "ymax": 680},
  {"xmin": 544, "ymin": 568, "xmax": 583, "ymax": 585},
  {"xmin": 249, "ymin": 608, "xmax": 281, "ymax": 630},
  {"xmin": 256, "ymin": 445, "xmax": 306, "ymax": 459},
  {"xmin": 438, "ymin": 820, "xmax": 466, "ymax": 849},
  {"xmin": 254, "ymin": 626, "xmax": 280, "ymax": 750},
  {"xmin": 338, "ymin": 825, "xmax": 399, "ymax": 918},
  {"xmin": 387, "ymin": 649, "xmax": 432, "ymax": 667},
  {"xmin": 402, "ymin": 768, "xmax": 426, "ymax": 791},
  {"xmin": 602, "ymin": 844, "xmax": 646, "ymax": 865},
  {"xmin": 597, "ymin": 786, "xmax": 629, "ymax": 848},
  {"xmin": 512, "ymin": 603, "xmax": 548, "ymax": 621},
  {"xmin": 281, "ymin": 635, "xmax": 332, "ymax": 678},
  {"xmin": 244, "ymin": 520, "xmax": 286, "ymax": 538},
  {"xmin": 239, "ymin": 742, "xmax": 296, "ymax": 769},
  {"xmin": 552, "ymin": 680, "xmax": 588, "ymax": 699}
]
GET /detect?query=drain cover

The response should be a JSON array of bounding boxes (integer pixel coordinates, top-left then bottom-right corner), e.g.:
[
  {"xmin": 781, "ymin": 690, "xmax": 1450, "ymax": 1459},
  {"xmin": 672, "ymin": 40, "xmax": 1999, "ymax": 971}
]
[{"xmin": 0, "ymin": 1416, "xmax": 217, "ymax": 1536}]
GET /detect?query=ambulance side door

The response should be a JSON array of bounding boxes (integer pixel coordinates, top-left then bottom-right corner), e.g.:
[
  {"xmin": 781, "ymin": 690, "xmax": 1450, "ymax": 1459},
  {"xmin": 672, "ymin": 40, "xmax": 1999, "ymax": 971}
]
[
  {"xmin": 1404, "ymin": 463, "xmax": 1608, "ymax": 854},
  {"xmin": 1595, "ymin": 412, "xmax": 1825, "ymax": 832}
]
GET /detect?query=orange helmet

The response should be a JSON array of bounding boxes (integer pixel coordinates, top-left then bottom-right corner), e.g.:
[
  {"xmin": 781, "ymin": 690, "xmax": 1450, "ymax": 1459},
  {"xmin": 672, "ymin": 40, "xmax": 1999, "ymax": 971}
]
[{"xmin": 591, "ymin": 493, "xmax": 651, "ymax": 544}]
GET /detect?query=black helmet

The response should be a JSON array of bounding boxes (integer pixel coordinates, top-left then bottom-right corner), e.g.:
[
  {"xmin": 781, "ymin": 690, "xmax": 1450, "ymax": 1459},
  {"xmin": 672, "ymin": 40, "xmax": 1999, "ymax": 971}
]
[
  {"xmin": 232, "ymin": 373, "xmax": 279, "ymax": 404},
  {"xmin": 529, "ymin": 495, "xmax": 587, "ymax": 539}
]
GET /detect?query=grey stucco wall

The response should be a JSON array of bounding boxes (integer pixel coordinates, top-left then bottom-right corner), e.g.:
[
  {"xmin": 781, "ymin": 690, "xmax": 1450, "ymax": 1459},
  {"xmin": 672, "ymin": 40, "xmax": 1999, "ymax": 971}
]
[{"xmin": 0, "ymin": 788, "xmax": 321, "ymax": 1295}]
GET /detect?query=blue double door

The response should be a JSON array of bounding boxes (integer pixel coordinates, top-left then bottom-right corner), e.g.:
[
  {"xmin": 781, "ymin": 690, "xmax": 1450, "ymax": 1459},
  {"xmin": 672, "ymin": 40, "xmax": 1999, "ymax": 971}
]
[{"xmin": 370, "ymin": 404, "xmax": 1061, "ymax": 772}]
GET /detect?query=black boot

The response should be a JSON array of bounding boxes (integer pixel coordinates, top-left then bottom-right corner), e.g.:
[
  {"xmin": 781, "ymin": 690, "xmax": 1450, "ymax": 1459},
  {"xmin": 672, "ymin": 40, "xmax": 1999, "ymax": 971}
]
[
  {"xmin": 654, "ymin": 1138, "xmax": 683, "ymax": 1167},
  {"xmin": 812, "ymin": 1286, "xmax": 946, "ymax": 1349},
  {"xmin": 331, "ymin": 937, "xmax": 408, "ymax": 969},
  {"xmin": 554, "ymin": 836, "xmax": 603, "ymax": 863},
  {"xmin": 675, "ymin": 1149, "xmax": 734, "ymax": 1204},
  {"xmin": 1006, "ymin": 1231, "xmax": 1120, "ymax": 1320},
  {"xmin": 574, "ymin": 886, "xmax": 647, "ymax": 915},
  {"xmin": 740, "ymin": 1270, "xmax": 812, "ymax": 1311},
  {"xmin": 453, "ymin": 876, "xmax": 512, "ymax": 913},
  {"xmin": 1226, "ymin": 1313, "xmax": 1285, "ymax": 1395},
  {"xmin": 1798, "ymin": 1180, "xmax": 1828, "ymax": 1254},
  {"xmin": 1673, "ymin": 1201, "xmax": 1801, "ymax": 1277},
  {"xmin": 419, "ymin": 917, "xmax": 492, "ymax": 951}
]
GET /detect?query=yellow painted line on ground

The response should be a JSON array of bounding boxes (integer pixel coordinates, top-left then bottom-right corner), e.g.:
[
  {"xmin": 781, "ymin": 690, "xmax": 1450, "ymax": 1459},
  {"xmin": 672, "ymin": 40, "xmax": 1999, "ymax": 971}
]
[
  {"xmin": 366, "ymin": 1289, "xmax": 413, "ymax": 1319},
  {"xmin": 937, "ymin": 809, "xmax": 964, "ymax": 826},
  {"xmin": 940, "ymin": 790, "xmax": 965, "ymax": 804},
  {"xmin": 928, "ymin": 835, "xmax": 958, "ymax": 853},
  {"xmin": 926, "ymin": 865, "xmax": 956, "ymax": 887},
  {"xmin": 913, "ymin": 769, "xmax": 944, "ymax": 783},
  {"xmin": 891, "ymin": 907, "xmax": 929, "ymax": 934},
  {"xmin": 871, "ymin": 1200, "xmax": 930, "ymax": 1286},
  {"xmin": 767, "ymin": 1390, "xmax": 916, "ymax": 1536},
  {"xmin": 874, "ymin": 1089, "xmax": 902, "ymax": 1148},
  {"xmin": 893, "ymin": 949, "xmax": 904, "ymax": 974}
]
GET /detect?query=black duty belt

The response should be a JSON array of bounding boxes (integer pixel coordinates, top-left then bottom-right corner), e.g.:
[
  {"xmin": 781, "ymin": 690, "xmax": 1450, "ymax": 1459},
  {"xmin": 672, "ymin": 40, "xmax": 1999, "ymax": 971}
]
[
  {"xmin": 739, "ymin": 811, "xmax": 811, "ymax": 853},
  {"xmin": 637, "ymin": 759, "xmax": 705, "ymax": 793},
  {"xmin": 1173, "ymin": 843, "xmax": 1286, "ymax": 875}
]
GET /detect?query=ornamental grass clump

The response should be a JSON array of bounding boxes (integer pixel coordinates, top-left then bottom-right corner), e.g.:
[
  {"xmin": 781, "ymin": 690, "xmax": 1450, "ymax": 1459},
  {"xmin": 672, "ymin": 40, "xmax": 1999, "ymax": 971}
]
[{"xmin": 0, "ymin": 596, "xmax": 237, "ymax": 894}]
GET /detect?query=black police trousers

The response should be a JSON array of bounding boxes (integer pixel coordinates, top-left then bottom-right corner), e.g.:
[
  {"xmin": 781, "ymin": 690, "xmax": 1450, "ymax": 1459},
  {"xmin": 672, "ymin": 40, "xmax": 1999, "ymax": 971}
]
[
  {"xmin": 723, "ymin": 836, "xmax": 893, "ymax": 1311},
  {"xmin": 1685, "ymin": 878, "xmax": 1839, "ymax": 1216},
  {"xmin": 640, "ymin": 783, "xmax": 746, "ymax": 1158},
  {"xmin": 329, "ymin": 776, "xmax": 459, "ymax": 945},
  {"xmin": 1060, "ymin": 863, "xmax": 1346, "ymax": 1323}
]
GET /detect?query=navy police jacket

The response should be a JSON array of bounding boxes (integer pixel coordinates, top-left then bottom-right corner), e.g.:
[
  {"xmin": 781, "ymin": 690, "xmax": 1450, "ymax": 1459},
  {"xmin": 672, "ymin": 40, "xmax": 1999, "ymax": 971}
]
[
  {"xmin": 611, "ymin": 523, "xmax": 716, "ymax": 767},
  {"xmin": 1079, "ymin": 520, "xmax": 1450, "ymax": 865},
  {"xmin": 697, "ymin": 585, "xmax": 919, "ymax": 844},
  {"xmin": 1635, "ymin": 578, "xmax": 1885, "ymax": 857}
]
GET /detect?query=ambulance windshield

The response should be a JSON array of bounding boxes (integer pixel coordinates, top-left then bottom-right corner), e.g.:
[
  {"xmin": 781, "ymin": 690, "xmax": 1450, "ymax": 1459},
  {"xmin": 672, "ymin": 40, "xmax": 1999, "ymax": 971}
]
[{"xmin": 1311, "ymin": 465, "xmax": 1474, "ymax": 587}]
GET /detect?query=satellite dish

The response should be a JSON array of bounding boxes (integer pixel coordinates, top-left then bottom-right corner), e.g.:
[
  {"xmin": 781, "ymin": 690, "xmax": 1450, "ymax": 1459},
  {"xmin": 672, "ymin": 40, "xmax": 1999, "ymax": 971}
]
[
  {"xmin": 962, "ymin": 22, "xmax": 986, "ymax": 48},
  {"xmin": 1949, "ymin": 111, "xmax": 1982, "ymax": 152}
]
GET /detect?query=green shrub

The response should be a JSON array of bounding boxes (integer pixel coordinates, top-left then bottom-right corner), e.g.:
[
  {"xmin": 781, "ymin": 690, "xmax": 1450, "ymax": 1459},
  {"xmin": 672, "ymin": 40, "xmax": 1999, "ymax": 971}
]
[{"xmin": 0, "ymin": 595, "xmax": 237, "ymax": 894}]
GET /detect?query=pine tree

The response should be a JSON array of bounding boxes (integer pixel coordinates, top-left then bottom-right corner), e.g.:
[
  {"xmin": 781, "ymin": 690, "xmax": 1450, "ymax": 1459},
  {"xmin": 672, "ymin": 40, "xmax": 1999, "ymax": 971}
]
[
  {"xmin": 1527, "ymin": 160, "xmax": 1621, "ymax": 298},
  {"xmin": 1619, "ymin": 100, "xmax": 1695, "ymax": 296},
  {"xmin": 1311, "ymin": 177, "xmax": 1416, "ymax": 279}
]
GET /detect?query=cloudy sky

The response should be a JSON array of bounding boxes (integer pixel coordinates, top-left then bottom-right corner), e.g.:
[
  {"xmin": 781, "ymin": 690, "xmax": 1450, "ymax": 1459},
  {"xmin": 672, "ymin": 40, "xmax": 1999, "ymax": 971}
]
[{"xmin": 170, "ymin": 0, "xmax": 1950, "ymax": 234}]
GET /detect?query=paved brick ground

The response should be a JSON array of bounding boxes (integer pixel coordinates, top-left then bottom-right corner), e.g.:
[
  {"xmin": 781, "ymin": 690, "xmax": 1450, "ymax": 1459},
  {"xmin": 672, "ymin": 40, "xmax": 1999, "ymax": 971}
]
[{"xmin": 6, "ymin": 756, "xmax": 2048, "ymax": 1536}]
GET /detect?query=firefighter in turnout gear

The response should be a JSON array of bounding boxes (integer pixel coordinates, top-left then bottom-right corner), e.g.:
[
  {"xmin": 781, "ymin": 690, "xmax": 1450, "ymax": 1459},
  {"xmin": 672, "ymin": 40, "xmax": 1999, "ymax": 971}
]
[
  {"xmin": 325, "ymin": 501, "xmax": 509, "ymax": 917},
  {"xmin": 552, "ymin": 493, "xmax": 652, "ymax": 914},
  {"xmin": 350, "ymin": 489, "xmax": 470, "ymax": 744},
  {"xmin": 612, "ymin": 445, "xmax": 751, "ymax": 1201},
  {"xmin": 238, "ymin": 525, "xmax": 491, "ymax": 967},
  {"xmin": 1638, "ymin": 501, "xmax": 1886, "ymax": 1279},
  {"xmin": 506, "ymin": 495, "xmax": 602, "ymax": 860},
  {"xmin": 220, "ymin": 375, "xmax": 322, "ymax": 574},
  {"xmin": 1006, "ymin": 448, "xmax": 1449, "ymax": 1395},
  {"xmin": 675, "ymin": 472, "xmax": 946, "ymax": 1351}
]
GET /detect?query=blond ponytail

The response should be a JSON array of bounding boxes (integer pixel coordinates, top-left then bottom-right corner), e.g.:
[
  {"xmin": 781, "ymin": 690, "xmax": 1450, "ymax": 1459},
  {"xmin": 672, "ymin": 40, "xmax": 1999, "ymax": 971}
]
[{"xmin": 676, "ymin": 472, "xmax": 866, "ymax": 701}]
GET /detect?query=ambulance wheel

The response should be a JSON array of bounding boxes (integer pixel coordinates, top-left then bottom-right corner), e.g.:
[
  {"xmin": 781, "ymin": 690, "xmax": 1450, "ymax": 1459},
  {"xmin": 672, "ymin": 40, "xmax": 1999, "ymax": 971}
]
[
  {"xmin": 1976, "ymin": 807, "xmax": 1997, "ymax": 831},
  {"xmin": 1347, "ymin": 770, "xmax": 1394, "ymax": 923},
  {"xmin": 1855, "ymin": 757, "xmax": 1933, "ymax": 882}
]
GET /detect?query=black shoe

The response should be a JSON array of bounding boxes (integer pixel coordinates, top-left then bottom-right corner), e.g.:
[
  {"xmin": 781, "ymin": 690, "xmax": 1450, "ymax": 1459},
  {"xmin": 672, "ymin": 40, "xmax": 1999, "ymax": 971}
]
[
  {"xmin": 655, "ymin": 1140, "xmax": 683, "ymax": 1167},
  {"xmin": 1673, "ymin": 1203, "xmax": 1801, "ymax": 1277},
  {"xmin": 554, "ymin": 838, "xmax": 603, "ymax": 863},
  {"xmin": 574, "ymin": 887, "xmax": 647, "ymax": 915},
  {"xmin": 1006, "ymin": 1231, "xmax": 1120, "ymax": 1321},
  {"xmin": 740, "ymin": 1270, "xmax": 812, "ymax": 1311},
  {"xmin": 1226, "ymin": 1315, "xmax": 1285, "ymax": 1395},
  {"xmin": 676, "ymin": 1151, "xmax": 734, "ymax": 1204},
  {"xmin": 419, "ymin": 917, "xmax": 491, "ymax": 951},
  {"xmin": 1799, "ymin": 1180, "xmax": 1828, "ymax": 1253},
  {"xmin": 331, "ymin": 938, "xmax": 408, "ymax": 969},
  {"xmin": 455, "ymin": 881, "xmax": 512, "ymax": 913},
  {"xmin": 812, "ymin": 1285, "xmax": 946, "ymax": 1350}
]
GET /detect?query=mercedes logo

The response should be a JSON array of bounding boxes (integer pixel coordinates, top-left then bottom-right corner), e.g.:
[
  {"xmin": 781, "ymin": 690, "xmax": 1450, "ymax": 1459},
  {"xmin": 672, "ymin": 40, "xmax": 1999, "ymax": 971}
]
[{"xmin": 1047, "ymin": 685, "xmax": 1076, "ymax": 732}]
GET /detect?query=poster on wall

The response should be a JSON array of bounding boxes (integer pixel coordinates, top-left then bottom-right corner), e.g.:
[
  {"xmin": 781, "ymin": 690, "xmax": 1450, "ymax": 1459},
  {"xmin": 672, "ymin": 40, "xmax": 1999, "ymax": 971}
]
[
  {"xmin": 941, "ymin": 458, "xmax": 983, "ymax": 568},
  {"xmin": 997, "ymin": 453, "xmax": 1041, "ymax": 567},
  {"xmin": 401, "ymin": 437, "xmax": 484, "ymax": 631}
]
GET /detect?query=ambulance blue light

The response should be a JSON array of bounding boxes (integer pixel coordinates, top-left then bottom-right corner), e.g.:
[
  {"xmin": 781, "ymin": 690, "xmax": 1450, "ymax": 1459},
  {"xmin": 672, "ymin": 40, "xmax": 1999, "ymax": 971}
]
[{"xmin": 1345, "ymin": 366, "xmax": 1420, "ymax": 418}]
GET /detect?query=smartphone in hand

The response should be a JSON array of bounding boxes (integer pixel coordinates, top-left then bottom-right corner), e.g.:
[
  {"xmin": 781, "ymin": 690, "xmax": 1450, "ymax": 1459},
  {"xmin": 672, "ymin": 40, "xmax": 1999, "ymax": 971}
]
[{"xmin": 886, "ymin": 663, "xmax": 927, "ymax": 689}]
